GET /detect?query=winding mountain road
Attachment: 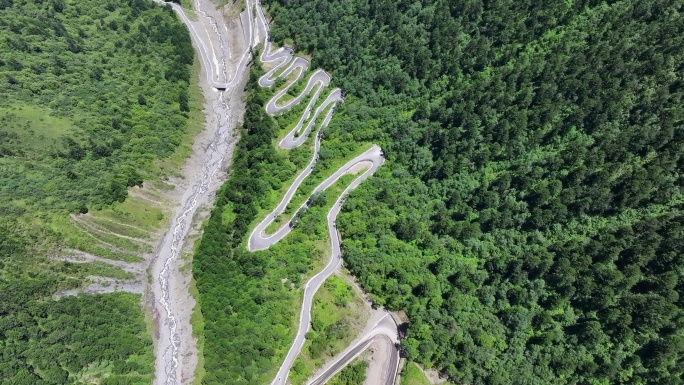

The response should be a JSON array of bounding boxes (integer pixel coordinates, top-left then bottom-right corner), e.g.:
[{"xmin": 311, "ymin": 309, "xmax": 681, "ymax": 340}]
[
  {"xmin": 158, "ymin": 0, "xmax": 255, "ymax": 90},
  {"xmin": 151, "ymin": 0, "xmax": 399, "ymax": 383},
  {"xmin": 249, "ymin": 5, "xmax": 400, "ymax": 385}
]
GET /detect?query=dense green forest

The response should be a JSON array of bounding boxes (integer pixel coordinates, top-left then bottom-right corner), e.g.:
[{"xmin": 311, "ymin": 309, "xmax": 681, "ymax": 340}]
[
  {"xmin": 192, "ymin": 66, "xmax": 304, "ymax": 384},
  {"xmin": 0, "ymin": 227, "xmax": 153, "ymax": 385},
  {"xmin": 254, "ymin": 0, "xmax": 684, "ymax": 384},
  {"xmin": 0, "ymin": 0, "xmax": 193, "ymax": 215},
  {"xmin": 0, "ymin": 0, "xmax": 196, "ymax": 383}
]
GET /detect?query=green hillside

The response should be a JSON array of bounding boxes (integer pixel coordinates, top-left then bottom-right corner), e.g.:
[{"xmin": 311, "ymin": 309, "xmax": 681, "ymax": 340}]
[
  {"xmin": 256, "ymin": 0, "xmax": 684, "ymax": 384},
  {"xmin": 0, "ymin": 0, "xmax": 196, "ymax": 383}
]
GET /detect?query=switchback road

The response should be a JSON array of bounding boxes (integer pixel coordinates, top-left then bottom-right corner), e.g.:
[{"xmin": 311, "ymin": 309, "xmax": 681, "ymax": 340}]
[
  {"xmin": 249, "ymin": 5, "xmax": 401, "ymax": 385},
  {"xmin": 153, "ymin": 1, "xmax": 400, "ymax": 383},
  {"xmin": 308, "ymin": 314, "xmax": 399, "ymax": 385}
]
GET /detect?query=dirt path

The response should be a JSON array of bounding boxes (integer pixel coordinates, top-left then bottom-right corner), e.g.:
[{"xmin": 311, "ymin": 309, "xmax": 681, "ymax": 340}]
[
  {"xmin": 52, "ymin": 249, "xmax": 147, "ymax": 297},
  {"xmin": 70, "ymin": 214, "xmax": 152, "ymax": 244},
  {"xmin": 57, "ymin": 250, "xmax": 146, "ymax": 275}
]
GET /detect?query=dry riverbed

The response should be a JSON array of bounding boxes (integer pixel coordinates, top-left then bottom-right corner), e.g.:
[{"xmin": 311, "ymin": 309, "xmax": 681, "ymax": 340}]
[
  {"xmin": 148, "ymin": 1, "xmax": 252, "ymax": 384},
  {"xmin": 53, "ymin": 0, "xmax": 252, "ymax": 384}
]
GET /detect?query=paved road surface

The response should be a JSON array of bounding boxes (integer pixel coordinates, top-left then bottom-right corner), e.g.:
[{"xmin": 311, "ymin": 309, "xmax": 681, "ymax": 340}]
[
  {"xmin": 158, "ymin": 0, "xmax": 254, "ymax": 89},
  {"xmin": 308, "ymin": 314, "xmax": 399, "ymax": 385},
  {"xmin": 249, "ymin": 5, "xmax": 401, "ymax": 385},
  {"xmin": 153, "ymin": 1, "xmax": 400, "ymax": 384}
]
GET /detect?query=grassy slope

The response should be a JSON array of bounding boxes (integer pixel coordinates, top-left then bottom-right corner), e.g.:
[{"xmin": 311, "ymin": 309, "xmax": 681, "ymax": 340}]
[{"xmin": 401, "ymin": 362, "xmax": 432, "ymax": 385}]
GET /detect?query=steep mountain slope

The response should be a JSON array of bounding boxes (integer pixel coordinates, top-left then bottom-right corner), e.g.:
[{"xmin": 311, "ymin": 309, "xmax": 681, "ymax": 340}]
[
  {"xmin": 0, "ymin": 0, "xmax": 196, "ymax": 383},
  {"xmin": 262, "ymin": 0, "xmax": 684, "ymax": 383}
]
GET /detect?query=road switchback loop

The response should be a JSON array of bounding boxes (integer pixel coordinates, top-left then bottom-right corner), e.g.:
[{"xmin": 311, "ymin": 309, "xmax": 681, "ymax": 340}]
[{"xmin": 248, "ymin": 5, "xmax": 400, "ymax": 385}]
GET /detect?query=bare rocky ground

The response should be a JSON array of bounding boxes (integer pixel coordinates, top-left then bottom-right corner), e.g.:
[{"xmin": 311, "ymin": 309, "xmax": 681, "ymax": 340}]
[
  {"xmin": 421, "ymin": 366, "xmax": 450, "ymax": 385},
  {"xmin": 363, "ymin": 336, "xmax": 396, "ymax": 385},
  {"xmin": 149, "ymin": 1, "xmax": 253, "ymax": 384}
]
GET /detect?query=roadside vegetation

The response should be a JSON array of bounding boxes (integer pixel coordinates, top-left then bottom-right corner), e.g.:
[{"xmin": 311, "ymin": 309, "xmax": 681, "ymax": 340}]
[
  {"xmin": 401, "ymin": 362, "xmax": 432, "ymax": 385},
  {"xmin": 327, "ymin": 360, "xmax": 367, "ymax": 385},
  {"xmin": 260, "ymin": 0, "xmax": 684, "ymax": 384},
  {"xmin": 0, "ymin": 0, "xmax": 197, "ymax": 382},
  {"xmin": 289, "ymin": 275, "xmax": 369, "ymax": 384},
  {"xmin": 192, "ymin": 54, "xmax": 380, "ymax": 382}
]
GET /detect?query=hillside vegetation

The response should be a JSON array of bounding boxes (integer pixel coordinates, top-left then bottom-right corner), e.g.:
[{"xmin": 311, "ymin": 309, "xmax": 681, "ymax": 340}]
[
  {"xmin": 1, "ymin": 0, "xmax": 192, "ymax": 214},
  {"xmin": 191, "ymin": 62, "xmax": 371, "ymax": 384},
  {"xmin": 259, "ymin": 0, "xmax": 684, "ymax": 384},
  {"xmin": 0, "ymin": 0, "xmax": 196, "ymax": 383}
]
